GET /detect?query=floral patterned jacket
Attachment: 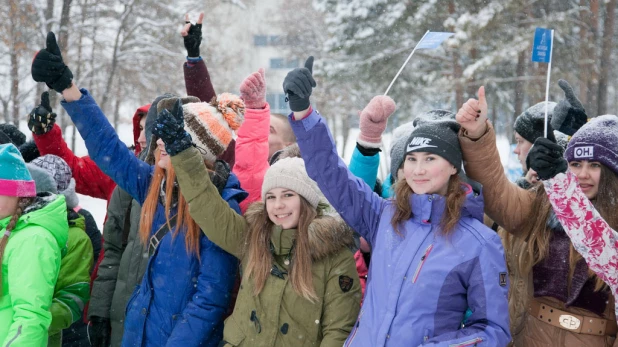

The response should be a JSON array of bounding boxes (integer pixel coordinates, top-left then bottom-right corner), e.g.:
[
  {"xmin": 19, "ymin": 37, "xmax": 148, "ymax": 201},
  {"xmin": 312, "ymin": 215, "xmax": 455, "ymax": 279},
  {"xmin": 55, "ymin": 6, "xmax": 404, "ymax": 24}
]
[{"xmin": 543, "ymin": 171, "xmax": 618, "ymax": 321}]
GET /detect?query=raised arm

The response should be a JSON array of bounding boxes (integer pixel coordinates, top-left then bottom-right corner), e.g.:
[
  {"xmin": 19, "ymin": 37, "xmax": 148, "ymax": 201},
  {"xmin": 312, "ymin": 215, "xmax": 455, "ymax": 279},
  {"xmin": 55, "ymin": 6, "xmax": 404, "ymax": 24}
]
[
  {"xmin": 456, "ymin": 86, "xmax": 534, "ymax": 235},
  {"xmin": 233, "ymin": 68, "xmax": 270, "ymax": 213},
  {"xmin": 182, "ymin": 12, "xmax": 216, "ymax": 103},
  {"xmin": 283, "ymin": 57, "xmax": 385, "ymax": 246},
  {"xmin": 28, "ymin": 92, "xmax": 115, "ymax": 200},
  {"xmin": 154, "ymin": 100, "xmax": 248, "ymax": 258},
  {"xmin": 348, "ymin": 96, "xmax": 396, "ymax": 190},
  {"xmin": 31, "ymin": 32, "xmax": 152, "ymax": 203}
]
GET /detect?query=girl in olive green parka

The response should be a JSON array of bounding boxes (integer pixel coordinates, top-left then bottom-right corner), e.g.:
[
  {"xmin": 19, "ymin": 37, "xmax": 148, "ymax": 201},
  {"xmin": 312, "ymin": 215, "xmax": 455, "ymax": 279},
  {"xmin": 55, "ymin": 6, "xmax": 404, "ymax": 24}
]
[{"xmin": 169, "ymin": 145, "xmax": 361, "ymax": 347}]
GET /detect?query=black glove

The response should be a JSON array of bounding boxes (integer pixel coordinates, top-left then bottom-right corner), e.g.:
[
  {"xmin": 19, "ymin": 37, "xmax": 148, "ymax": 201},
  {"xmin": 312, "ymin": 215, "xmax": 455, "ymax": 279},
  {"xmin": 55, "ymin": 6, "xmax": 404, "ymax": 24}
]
[
  {"xmin": 31, "ymin": 32, "xmax": 73, "ymax": 93},
  {"xmin": 152, "ymin": 100, "xmax": 193, "ymax": 156},
  {"xmin": 88, "ymin": 316, "xmax": 111, "ymax": 347},
  {"xmin": 551, "ymin": 79, "xmax": 587, "ymax": 136},
  {"xmin": 527, "ymin": 137, "xmax": 568, "ymax": 180},
  {"xmin": 282, "ymin": 56, "xmax": 316, "ymax": 112},
  {"xmin": 28, "ymin": 91, "xmax": 57, "ymax": 135},
  {"xmin": 183, "ymin": 20, "xmax": 202, "ymax": 58}
]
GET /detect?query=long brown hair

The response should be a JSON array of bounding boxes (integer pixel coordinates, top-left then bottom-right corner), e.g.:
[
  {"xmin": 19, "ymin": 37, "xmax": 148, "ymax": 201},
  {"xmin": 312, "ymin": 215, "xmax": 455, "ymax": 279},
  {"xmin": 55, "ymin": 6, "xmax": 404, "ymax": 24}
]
[
  {"xmin": 390, "ymin": 174, "xmax": 466, "ymax": 236},
  {"xmin": 0, "ymin": 197, "xmax": 35, "ymax": 289},
  {"xmin": 243, "ymin": 197, "xmax": 319, "ymax": 302},
  {"xmin": 139, "ymin": 149, "xmax": 203, "ymax": 257}
]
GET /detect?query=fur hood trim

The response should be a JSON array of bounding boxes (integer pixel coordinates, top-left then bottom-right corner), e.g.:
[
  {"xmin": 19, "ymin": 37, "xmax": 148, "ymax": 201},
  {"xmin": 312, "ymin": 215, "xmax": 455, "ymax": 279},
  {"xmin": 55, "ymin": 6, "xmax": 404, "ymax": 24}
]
[{"xmin": 244, "ymin": 201, "xmax": 355, "ymax": 260}]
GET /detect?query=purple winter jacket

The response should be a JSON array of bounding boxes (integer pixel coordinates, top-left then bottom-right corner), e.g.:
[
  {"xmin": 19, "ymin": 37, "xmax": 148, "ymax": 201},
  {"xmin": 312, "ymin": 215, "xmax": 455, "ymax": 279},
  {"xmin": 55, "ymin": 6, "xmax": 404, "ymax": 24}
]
[{"xmin": 290, "ymin": 110, "xmax": 511, "ymax": 347}]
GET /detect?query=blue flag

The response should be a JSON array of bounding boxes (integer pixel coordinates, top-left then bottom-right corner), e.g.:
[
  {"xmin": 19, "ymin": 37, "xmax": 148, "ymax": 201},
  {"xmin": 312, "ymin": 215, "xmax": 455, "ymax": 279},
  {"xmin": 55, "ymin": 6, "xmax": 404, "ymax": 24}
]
[
  {"xmin": 416, "ymin": 32, "xmax": 454, "ymax": 50},
  {"xmin": 531, "ymin": 27, "xmax": 553, "ymax": 63}
]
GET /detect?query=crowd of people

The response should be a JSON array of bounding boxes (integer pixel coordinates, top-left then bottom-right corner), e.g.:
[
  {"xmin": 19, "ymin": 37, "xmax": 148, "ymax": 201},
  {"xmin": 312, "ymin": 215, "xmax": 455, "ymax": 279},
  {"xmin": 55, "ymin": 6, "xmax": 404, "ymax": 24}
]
[{"xmin": 1, "ymin": 13, "xmax": 618, "ymax": 347}]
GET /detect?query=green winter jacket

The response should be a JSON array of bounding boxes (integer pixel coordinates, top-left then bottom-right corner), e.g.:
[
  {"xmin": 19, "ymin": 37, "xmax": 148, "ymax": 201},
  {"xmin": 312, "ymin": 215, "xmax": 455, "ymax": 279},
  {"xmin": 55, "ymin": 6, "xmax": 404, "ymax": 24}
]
[
  {"xmin": 48, "ymin": 213, "xmax": 93, "ymax": 347},
  {"xmin": 172, "ymin": 147, "xmax": 361, "ymax": 347},
  {"xmin": 88, "ymin": 186, "xmax": 146, "ymax": 347},
  {"xmin": 0, "ymin": 194, "xmax": 68, "ymax": 347}
]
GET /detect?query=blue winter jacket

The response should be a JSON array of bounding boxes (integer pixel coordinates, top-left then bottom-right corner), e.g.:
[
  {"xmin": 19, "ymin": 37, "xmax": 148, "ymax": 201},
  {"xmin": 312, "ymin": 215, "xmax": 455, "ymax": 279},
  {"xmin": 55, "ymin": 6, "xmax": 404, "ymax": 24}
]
[
  {"xmin": 290, "ymin": 110, "xmax": 511, "ymax": 347},
  {"xmin": 62, "ymin": 89, "xmax": 247, "ymax": 346},
  {"xmin": 348, "ymin": 146, "xmax": 380, "ymax": 191}
]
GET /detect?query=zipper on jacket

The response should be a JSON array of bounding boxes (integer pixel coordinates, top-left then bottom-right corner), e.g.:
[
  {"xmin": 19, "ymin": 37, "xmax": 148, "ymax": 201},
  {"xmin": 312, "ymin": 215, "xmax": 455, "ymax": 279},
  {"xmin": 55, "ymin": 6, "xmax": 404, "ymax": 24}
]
[
  {"xmin": 6, "ymin": 325, "xmax": 22, "ymax": 346},
  {"xmin": 344, "ymin": 309, "xmax": 364, "ymax": 347},
  {"xmin": 412, "ymin": 244, "xmax": 434, "ymax": 283},
  {"xmin": 448, "ymin": 337, "xmax": 483, "ymax": 347}
]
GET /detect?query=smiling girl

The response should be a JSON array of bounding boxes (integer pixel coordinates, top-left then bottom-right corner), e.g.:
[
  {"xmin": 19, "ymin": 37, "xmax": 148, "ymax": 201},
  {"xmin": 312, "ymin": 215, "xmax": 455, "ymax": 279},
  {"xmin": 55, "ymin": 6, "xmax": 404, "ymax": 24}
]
[
  {"xmin": 457, "ymin": 90, "xmax": 617, "ymax": 346},
  {"xmin": 527, "ymin": 115, "xmax": 618, "ymax": 324},
  {"xmin": 280, "ymin": 57, "xmax": 510, "ymax": 347}
]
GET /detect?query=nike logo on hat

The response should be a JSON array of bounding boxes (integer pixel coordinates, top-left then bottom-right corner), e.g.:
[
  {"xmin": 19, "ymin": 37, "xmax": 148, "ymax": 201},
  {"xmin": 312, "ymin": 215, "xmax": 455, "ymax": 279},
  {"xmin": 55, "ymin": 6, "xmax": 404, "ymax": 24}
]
[{"xmin": 407, "ymin": 137, "xmax": 438, "ymax": 152}]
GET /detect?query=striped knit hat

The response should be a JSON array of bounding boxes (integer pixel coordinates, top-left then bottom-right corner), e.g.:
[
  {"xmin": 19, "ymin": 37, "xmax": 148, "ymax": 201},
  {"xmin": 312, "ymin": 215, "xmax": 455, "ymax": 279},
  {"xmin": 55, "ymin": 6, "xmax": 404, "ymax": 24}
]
[{"xmin": 182, "ymin": 93, "xmax": 245, "ymax": 162}]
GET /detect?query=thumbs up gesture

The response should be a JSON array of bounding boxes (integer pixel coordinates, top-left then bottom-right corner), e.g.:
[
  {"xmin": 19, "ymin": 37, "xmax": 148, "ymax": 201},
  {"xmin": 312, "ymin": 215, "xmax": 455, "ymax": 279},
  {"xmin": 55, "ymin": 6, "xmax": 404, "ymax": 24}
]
[
  {"xmin": 456, "ymin": 86, "xmax": 488, "ymax": 139},
  {"xmin": 282, "ymin": 56, "xmax": 316, "ymax": 112},
  {"xmin": 31, "ymin": 32, "xmax": 73, "ymax": 93},
  {"xmin": 28, "ymin": 91, "xmax": 57, "ymax": 135}
]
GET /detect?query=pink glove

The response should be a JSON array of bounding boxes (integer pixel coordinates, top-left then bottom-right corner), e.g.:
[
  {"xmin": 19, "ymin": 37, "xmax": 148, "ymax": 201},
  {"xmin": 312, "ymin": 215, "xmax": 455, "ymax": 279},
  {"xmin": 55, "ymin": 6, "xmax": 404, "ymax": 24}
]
[
  {"xmin": 240, "ymin": 68, "xmax": 266, "ymax": 109},
  {"xmin": 358, "ymin": 95, "xmax": 396, "ymax": 148}
]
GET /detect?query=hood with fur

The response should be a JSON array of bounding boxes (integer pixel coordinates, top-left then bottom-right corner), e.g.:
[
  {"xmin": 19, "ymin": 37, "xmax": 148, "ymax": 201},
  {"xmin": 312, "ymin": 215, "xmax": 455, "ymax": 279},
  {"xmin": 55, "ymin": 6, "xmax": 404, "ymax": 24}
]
[{"xmin": 244, "ymin": 201, "xmax": 355, "ymax": 260}]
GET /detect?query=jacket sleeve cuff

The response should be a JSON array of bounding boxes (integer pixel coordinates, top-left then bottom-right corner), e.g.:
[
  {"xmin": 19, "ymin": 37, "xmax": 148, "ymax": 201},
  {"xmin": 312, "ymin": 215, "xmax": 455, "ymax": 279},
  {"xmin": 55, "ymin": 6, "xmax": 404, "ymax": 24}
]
[{"xmin": 288, "ymin": 108, "xmax": 320, "ymax": 131}]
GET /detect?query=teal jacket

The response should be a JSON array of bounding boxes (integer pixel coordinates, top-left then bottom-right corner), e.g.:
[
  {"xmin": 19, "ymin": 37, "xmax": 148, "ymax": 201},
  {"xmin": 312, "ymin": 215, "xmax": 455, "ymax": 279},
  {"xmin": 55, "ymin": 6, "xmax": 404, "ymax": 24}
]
[{"xmin": 0, "ymin": 194, "xmax": 68, "ymax": 346}]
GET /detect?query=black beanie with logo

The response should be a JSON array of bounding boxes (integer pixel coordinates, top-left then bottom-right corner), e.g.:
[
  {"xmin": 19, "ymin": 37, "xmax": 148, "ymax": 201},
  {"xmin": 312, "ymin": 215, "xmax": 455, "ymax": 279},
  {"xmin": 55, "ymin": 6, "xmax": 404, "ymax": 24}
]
[{"xmin": 405, "ymin": 120, "xmax": 462, "ymax": 172}]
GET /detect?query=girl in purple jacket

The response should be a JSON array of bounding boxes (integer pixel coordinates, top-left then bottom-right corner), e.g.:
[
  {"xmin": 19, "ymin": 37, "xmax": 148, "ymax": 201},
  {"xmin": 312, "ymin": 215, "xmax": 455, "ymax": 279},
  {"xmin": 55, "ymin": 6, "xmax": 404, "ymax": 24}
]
[{"xmin": 281, "ymin": 57, "xmax": 511, "ymax": 347}]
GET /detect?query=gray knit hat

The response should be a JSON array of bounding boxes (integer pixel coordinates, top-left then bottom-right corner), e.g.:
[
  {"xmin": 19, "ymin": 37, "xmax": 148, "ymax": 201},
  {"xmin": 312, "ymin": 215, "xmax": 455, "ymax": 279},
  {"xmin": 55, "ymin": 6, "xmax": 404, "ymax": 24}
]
[
  {"xmin": 26, "ymin": 164, "xmax": 58, "ymax": 194},
  {"xmin": 261, "ymin": 157, "xmax": 321, "ymax": 208},
  {"xmin": 31, "ymin": 154, "xmax": 79, "ymax": 209},
  {"xmin": 514, "ymin": 102, "xmax": 557, "ymax": 144}
]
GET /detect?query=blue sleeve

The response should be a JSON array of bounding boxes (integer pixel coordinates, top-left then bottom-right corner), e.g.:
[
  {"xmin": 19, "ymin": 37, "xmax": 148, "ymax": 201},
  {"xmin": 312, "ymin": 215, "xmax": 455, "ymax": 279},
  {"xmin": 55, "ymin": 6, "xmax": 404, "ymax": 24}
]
[
  {"xmin": 381, "ymin": 173, "xmax": 394, "ymax": 198},
  {"xmin": 424, "ymin": 233, "xmax": 511, "ymax": 346},
  {"xmin": 290, "ymin": 110, "xmax": 385, "ymax": 246},
  {"xmin": 165, "ymin": 238, "xmax": 237, "ymax": 346},
  {"xmin": 348, "ymin": 146, "xmax": 379, "ymax": 191},
  {"xmin": 61, "ymin": 89, "xmax": 153, "ymax": 204}
]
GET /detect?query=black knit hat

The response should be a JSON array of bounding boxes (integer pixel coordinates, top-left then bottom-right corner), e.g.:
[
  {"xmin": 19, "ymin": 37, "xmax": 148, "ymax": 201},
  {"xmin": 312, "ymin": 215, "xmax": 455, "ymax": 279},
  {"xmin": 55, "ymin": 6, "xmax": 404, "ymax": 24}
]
[
  {"xmin": 405, "ymin": 120, "xmax": 462, "ymax": 172},
  {"xmin": 0, "ymin": 130, "xmax": 11, "ymax": 145},
  {"xmin": 0, "ymin": 124, "xmax": 26, "ymax": 147},
  {"xmin": 514, "ymin": 102, "xmax": 557, "ymax": 144}
]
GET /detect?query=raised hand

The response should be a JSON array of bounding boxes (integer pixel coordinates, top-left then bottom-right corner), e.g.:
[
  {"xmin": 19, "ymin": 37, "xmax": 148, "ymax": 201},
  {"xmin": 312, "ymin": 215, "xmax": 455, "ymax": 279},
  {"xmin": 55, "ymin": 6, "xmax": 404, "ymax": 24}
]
[
  {"xmin": 358, "ymin": 96, "xmax": 396, "ymax": 148},
  {"xmin": 31, "ymin": 32, "xmax": 73, "ymax": 93},
  {"xmin": 152, "ymin": 100, "xmax": 193, "ymax": 156},
  {"xmin": 551, "ymin": 79, "xmax": 588, "ymax": 136},
  {"xmin": 456, "ymin": 86, "xmax": 488, "ymax": 139},
  {"xmin": 282, "ymin": 56, "xmax": 316, "ymax": 112},
  {"xmin": 240, "ymin": 68, "xmax": 266, "ymax": 109},
  {"xmin": 28, "ymin": 91, "xmax": 57, "ymax": 135},
  {"xmin": 181, "ymin": 13, "xmax": 204, "ymax": 58},
  {"xmin": 527, "ymin": 137, "xmax": 567, "ymax": 180}
]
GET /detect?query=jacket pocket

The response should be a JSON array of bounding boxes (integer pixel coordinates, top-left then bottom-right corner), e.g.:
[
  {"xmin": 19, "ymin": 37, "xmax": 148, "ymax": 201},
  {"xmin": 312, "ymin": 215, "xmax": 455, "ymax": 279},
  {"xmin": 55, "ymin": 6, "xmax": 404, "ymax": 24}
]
[
  {"xmin": 412, "ymin": 244, "xmax": 434, "ymax": 283},
  {"xmin": 222, "ymin": 316, "xmax": 246, "ymax": 346}
]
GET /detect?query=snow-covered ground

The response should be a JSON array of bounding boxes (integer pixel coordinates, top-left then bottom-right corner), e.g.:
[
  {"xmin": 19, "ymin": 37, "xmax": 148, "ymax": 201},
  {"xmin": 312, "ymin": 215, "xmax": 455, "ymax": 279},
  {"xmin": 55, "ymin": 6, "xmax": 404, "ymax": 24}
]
[{"xmin": 17, "ymin": 121, "xmax": 519, "ymax": 231}]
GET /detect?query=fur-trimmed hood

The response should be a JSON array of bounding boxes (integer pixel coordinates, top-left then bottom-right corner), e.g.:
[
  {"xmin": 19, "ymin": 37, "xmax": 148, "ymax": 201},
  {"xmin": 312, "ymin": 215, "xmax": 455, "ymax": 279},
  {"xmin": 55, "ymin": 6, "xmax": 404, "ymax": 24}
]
[{"xmin": 244, "ymin": 201, "xmax": 355, "ymax": 261}]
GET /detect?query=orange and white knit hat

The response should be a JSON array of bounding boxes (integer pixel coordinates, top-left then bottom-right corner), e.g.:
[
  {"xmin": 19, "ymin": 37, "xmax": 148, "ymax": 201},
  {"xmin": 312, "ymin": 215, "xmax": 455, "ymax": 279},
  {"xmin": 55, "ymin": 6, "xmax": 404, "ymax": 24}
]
[{"xmin": 182, "ymin": 93, "xmax": 245, "ymax": 162}]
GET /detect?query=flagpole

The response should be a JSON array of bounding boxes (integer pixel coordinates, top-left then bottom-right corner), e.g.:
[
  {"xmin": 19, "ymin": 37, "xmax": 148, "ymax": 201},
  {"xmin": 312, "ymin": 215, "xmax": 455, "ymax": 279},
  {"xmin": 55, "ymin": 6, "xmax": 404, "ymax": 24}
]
[
  {"xmin": 543, "ymin": 29, "xmax": 554, "ymax": 138},
  {"xmin": 384, "ymin": 30, "xmax": 431, "ymax": 96}
]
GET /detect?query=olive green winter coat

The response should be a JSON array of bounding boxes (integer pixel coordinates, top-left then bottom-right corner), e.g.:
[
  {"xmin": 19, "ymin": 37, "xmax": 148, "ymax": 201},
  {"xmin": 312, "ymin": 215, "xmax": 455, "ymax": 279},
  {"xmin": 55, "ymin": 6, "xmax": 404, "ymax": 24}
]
[{"xmin": 172, "ymin": 147, "xmax": 361, "ymax": 347}]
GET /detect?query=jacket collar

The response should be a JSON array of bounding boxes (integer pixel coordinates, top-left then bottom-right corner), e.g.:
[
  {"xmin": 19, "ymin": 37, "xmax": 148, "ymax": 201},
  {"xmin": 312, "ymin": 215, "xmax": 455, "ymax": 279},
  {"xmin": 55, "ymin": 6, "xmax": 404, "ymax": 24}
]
[
  {"xmin": 245, "ymin": 202, "xmax": 355, "ymax": 261},
  {"xmin": 407, "ymin": 183, "xmax": 485, "ymax": 225}
]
